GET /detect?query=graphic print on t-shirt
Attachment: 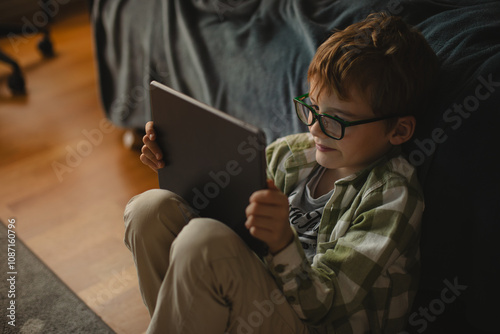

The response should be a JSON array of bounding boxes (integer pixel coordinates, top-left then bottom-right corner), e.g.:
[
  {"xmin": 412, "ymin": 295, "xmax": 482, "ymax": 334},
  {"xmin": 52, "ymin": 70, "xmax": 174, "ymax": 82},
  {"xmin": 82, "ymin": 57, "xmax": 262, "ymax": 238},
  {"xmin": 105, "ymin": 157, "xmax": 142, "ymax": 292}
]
[{"xmin": 289, "ymin": 203, "xmax": 321, "ymax": 259}]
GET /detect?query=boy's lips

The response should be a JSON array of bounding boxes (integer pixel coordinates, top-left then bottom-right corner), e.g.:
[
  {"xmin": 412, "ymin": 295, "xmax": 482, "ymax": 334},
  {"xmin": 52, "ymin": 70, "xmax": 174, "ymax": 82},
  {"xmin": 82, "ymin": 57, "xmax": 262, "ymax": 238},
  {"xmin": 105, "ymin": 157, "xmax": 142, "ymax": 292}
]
[{"xmin": 315, "ymin": 143, "xmax": 337, "ymax": 152}]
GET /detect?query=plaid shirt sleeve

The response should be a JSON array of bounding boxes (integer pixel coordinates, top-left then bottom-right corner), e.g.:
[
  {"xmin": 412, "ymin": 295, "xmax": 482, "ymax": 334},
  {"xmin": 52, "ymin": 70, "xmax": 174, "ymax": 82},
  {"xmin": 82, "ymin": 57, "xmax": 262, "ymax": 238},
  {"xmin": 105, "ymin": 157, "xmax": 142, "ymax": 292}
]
[{"xmin": 264, "ymin": 133, "xmax": 424, "ymax": 333}]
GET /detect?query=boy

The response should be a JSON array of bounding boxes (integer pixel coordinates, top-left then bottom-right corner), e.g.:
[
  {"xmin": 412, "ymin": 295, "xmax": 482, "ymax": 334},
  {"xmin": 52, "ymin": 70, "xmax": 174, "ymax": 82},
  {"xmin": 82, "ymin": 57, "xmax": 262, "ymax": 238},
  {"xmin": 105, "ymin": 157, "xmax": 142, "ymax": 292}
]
[{"xmin": 125, "ymin": 12, "xmax": 439, "ymax": 333}]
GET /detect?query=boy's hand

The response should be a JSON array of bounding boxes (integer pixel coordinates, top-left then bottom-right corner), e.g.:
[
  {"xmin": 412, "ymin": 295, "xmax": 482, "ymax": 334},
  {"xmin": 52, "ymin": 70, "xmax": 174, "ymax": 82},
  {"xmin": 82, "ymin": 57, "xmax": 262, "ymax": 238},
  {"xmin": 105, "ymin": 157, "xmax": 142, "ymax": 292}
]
[
  {"xmin": 245, "ymin": 180, "xmax": 294, "ymax": 255},
  {"xmin": 140, "ymin": 121, "xmax": 165, "ymax": 171}
]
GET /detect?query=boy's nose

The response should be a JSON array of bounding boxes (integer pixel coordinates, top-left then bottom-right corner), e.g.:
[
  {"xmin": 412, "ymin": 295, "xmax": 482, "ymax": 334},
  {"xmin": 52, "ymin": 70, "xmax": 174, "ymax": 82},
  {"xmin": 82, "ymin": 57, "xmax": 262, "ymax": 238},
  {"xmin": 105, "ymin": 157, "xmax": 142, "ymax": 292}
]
[{"xmin": 309, "ymin": 119, "xmax": 326, "ymax": 138}]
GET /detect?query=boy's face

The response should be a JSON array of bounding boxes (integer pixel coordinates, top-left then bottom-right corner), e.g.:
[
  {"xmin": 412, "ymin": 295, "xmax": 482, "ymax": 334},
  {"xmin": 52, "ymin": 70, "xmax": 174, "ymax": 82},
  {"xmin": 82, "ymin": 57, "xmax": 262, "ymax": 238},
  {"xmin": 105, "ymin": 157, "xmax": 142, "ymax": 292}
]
[{"xmin": 309, "ymin": 85, "xmax": 395, "ymax": 179}]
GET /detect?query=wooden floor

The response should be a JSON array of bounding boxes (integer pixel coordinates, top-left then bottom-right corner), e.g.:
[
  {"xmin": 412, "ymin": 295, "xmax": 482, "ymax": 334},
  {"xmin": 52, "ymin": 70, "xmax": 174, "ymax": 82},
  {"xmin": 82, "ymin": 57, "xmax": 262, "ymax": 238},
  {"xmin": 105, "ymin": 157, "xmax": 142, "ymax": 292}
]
[{"xmin": 0, "ymin": 6, "xmax": 156, "ymax": 334}]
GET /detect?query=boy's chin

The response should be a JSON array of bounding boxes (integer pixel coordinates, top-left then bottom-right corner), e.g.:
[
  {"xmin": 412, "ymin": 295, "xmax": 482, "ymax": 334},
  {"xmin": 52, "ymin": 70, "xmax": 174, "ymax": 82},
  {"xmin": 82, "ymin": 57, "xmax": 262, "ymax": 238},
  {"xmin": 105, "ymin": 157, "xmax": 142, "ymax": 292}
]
[{"xmin": 315, "ymin": 151, "xmax": 340, "ymax": 169}]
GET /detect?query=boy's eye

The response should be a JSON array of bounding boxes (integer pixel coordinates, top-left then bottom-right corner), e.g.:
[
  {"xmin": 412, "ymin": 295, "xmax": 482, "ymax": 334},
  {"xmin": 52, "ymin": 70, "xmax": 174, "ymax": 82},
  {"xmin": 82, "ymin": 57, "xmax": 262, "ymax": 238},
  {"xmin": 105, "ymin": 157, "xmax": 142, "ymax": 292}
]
[
  {"xmin": 327, "ymin": 113, "xmax": 347, "ymax": 122},
  {"xmin": 311, "ymin": 104, "xmax": 320, "ymax": 112}
]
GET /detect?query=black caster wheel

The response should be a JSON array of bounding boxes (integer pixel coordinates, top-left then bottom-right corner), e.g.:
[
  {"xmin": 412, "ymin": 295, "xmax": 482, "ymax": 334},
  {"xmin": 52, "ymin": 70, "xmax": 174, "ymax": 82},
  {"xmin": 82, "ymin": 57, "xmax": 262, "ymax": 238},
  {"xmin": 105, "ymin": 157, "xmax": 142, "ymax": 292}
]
[
  {"xmin": 8, "ymin": 69, "xmax": 26, "ymax": 95},
  {"xmin": 38, "ymin": 36, "xmax": 55, "ymax": 58}
]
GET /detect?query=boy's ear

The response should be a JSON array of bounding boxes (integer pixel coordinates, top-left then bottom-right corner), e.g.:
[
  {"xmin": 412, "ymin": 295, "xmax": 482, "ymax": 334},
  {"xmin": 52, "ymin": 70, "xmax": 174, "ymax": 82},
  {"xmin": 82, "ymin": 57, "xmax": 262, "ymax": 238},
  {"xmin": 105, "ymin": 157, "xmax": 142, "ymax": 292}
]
[{"xmin": 389, "ymin": 116, "xmax": 416, "ymax": 145}]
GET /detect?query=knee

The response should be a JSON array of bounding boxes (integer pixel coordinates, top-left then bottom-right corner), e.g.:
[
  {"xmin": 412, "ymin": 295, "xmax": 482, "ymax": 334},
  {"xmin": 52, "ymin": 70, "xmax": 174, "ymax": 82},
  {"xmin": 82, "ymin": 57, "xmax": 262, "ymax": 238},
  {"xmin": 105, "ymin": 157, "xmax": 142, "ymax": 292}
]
[
  {"xmin": 123, "ymin": 189, "xmax": 184, "ymax": 248},
  {"xmin": 171, "ymin": 218, "xmax": 242, "ymax": 262},
  {"xmin": 169, "ymin": 219, "xmax": 259, "ymax": 284}
]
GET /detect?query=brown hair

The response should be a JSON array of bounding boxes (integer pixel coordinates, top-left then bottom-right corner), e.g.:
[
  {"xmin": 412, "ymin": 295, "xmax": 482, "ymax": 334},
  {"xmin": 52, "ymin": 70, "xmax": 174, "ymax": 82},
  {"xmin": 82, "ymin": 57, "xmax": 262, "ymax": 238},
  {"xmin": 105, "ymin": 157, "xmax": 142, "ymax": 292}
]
[{"xmin": 307, "ymin": 12, "xmax": 439, "ymax": 119}]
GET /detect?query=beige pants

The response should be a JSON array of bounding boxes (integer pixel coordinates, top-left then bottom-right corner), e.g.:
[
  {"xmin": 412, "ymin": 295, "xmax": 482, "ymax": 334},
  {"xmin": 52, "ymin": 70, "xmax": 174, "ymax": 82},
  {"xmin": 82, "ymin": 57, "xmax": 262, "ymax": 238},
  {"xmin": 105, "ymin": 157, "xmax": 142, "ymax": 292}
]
[{"xmin": 124, "ymin": 189, "xmax": 310, "ymax": 334}]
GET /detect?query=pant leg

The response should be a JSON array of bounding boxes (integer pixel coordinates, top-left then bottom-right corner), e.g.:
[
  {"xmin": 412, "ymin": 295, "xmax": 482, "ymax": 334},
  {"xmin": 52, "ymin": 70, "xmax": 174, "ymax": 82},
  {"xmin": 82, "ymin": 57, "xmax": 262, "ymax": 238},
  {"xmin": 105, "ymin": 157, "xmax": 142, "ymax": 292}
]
[
  {"xmin": 123, "ymin": 189, "xmax": 198, "ymax": 315},
  {"xmin": 148, "ymin": 218, "xmax": 309, "ymax": 334}
]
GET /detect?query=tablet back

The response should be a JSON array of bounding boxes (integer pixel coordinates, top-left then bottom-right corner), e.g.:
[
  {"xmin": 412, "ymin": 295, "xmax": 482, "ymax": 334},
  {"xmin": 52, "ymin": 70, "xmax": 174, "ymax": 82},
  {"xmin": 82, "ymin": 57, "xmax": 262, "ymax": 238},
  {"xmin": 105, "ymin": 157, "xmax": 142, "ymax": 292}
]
[{"xmin": 150, "ymin": 81, "xmax": 268, "ymax": 255}]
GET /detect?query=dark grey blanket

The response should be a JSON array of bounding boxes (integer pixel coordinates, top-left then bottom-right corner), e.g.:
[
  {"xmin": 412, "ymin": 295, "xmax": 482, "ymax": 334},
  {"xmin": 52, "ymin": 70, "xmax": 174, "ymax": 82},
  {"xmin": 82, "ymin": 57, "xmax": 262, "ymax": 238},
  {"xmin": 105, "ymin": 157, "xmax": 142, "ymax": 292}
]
[{"xmin": 90, "ymin": 0, "xmax": 500, "ymax": 332}]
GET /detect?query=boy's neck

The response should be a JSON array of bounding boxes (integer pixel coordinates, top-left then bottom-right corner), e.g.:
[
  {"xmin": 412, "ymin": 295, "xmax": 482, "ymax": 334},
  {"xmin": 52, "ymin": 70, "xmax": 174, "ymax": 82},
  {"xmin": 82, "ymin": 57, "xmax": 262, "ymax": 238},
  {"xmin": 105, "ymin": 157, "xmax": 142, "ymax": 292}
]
[{"xmin": 314, "ymin": 168, "xmax": 342, "ymax": 198}]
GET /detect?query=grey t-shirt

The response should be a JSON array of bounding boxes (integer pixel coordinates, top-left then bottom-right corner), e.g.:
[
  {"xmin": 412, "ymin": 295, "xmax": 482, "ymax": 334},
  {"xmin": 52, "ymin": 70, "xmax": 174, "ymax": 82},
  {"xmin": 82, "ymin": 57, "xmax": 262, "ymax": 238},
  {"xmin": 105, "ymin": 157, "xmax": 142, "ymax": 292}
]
[{"xmin": 288, "ymin": 167, "xmax": 334, "ymax": 263}]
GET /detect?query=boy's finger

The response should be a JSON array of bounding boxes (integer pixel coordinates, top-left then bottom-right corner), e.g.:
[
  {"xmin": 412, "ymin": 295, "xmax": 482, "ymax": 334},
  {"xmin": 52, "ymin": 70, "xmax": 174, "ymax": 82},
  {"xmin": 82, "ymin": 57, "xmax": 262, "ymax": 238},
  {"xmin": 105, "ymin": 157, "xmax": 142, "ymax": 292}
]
[
  {"xmin": 248, "ymin": 226, "xmax": 273, "ymax": 241},
  {"xmin": 246, "ymin": 202, "xmax": 271, "ymax": 219},
  {"xmin": 145, "ymin": 121, "xmax": 156, "ymax": 140},
  {"xmin": 250, "ymin": 188, "xmax": 288, "ymax": 206},
  {"xmin": 141, "ymin": 145, "xmax": 160, "ymax": 165},
  {"xmin": 245, "ymin": 216, "xmax": 273, "ymax": 232},
  {"xmin": 143, "ymin": 135, "xmax": 163, "ymax": 160},
  {"xmin": 140, "ymin": 154, "xmax": 161, "ymax": 171}
]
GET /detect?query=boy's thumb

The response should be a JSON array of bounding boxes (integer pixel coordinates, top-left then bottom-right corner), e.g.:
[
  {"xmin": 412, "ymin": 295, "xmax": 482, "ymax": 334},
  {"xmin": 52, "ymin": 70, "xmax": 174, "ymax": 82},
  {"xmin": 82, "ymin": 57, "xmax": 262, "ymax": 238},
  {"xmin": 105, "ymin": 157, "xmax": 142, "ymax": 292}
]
[{"xmin": 267, "ymin": 179, "xmax": 278, "ymax": 190}]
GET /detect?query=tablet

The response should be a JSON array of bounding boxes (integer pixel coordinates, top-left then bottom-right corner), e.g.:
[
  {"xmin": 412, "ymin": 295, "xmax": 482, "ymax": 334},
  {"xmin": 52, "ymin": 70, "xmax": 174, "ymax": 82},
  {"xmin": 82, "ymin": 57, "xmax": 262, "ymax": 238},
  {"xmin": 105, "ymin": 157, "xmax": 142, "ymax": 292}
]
[{"xmin": 150, "ymin": 81, "xmax": 268, "ymax": 255}]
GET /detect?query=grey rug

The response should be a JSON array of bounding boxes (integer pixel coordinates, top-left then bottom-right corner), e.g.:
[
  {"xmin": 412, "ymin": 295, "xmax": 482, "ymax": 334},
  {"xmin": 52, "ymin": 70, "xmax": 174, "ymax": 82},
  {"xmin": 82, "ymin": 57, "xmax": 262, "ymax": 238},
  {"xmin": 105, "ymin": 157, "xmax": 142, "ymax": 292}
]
[{"xmin": 0, "ymin": 220, "xmax": 115, "ymax": 334}]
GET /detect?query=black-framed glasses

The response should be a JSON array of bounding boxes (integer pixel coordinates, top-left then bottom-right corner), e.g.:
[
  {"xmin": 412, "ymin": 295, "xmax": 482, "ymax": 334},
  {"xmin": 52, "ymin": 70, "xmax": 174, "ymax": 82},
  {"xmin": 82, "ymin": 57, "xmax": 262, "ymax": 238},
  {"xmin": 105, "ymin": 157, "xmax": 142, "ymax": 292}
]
[{"xmin": 293, "ymin": 93, "xmax": 397, "ymax": 140}]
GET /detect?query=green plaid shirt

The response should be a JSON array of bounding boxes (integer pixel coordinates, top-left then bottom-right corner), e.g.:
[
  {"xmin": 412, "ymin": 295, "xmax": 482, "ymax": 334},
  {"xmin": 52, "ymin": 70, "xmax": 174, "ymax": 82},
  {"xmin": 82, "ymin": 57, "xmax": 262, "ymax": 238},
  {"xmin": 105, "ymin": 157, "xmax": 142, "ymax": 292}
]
[{"xmin": 264, "ymin": 133, "xmax": 423, "ymax": 333}]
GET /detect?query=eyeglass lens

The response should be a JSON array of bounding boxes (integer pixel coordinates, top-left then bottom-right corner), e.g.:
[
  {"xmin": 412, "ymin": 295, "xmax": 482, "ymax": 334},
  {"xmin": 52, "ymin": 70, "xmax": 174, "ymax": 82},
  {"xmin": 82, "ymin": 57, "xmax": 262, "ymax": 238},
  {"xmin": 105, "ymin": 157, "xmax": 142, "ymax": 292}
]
[{"xmin": 296, "ymin": 98, "xmax": 343, "ymax": 139}]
